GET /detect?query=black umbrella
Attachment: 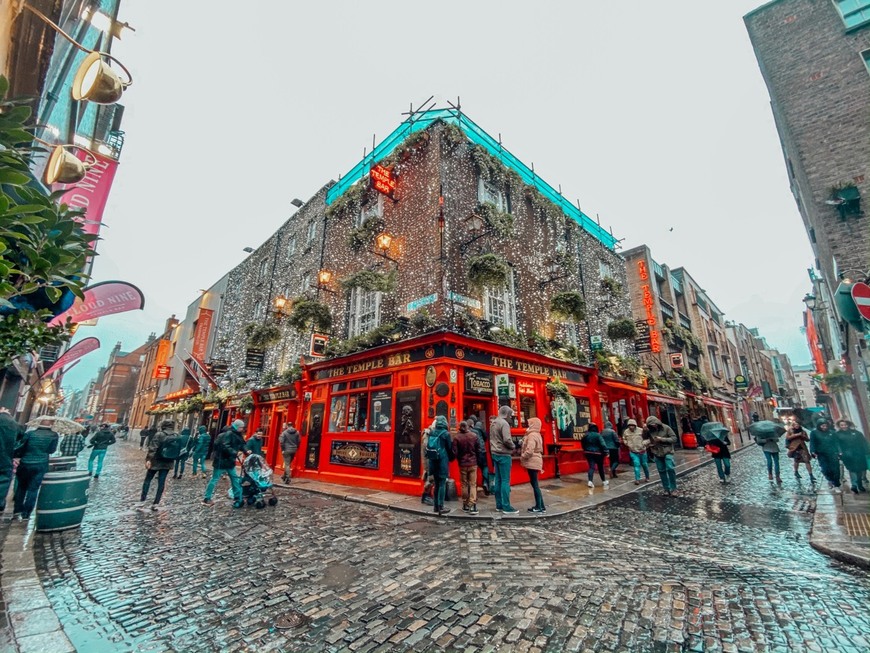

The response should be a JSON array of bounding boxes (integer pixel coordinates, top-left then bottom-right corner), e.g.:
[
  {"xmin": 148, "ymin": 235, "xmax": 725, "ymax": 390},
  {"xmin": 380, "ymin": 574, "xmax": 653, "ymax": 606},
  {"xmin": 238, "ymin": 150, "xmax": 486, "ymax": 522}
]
[
  {"xmin": 699, "ymin": 421, "xmax": 731, "ymax": 446},
  {"xmin": 749, "ymin": 420, "xmax": 785, "ymax": 441}
]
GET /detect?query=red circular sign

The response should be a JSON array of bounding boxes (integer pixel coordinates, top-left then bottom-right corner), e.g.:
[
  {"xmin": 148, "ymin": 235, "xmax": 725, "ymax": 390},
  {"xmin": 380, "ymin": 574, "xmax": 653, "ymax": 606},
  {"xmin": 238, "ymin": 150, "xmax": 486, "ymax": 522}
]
[{"xmin": 851, "ymin": 282, "xmax": 870, "ymax": 320}]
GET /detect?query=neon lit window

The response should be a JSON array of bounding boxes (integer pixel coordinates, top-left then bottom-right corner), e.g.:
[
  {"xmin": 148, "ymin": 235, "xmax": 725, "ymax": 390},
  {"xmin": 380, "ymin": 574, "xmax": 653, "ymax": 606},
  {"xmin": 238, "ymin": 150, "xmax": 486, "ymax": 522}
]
[{"xmin": 835, "ymin": 0, "xmax": 870, "ymax": 29}]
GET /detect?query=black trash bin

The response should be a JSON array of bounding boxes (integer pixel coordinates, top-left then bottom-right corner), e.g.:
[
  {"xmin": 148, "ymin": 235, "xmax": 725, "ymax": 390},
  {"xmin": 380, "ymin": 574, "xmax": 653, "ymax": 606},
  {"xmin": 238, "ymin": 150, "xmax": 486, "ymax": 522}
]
[
  {"xmin": 48, "ymin": 456, "xmax": 77, "ymax": 472},
  {"xmin": 35, "ymin": 470, "xmax": 90, "ymax": 532}
]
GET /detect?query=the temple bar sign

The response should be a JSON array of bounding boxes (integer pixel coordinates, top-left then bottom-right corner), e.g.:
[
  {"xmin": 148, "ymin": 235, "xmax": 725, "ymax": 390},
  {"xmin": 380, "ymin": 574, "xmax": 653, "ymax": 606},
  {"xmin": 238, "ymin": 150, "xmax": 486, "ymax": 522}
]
[{"xmin": 370, "ymin": 164, "xmax": 397, "ymax": 199}]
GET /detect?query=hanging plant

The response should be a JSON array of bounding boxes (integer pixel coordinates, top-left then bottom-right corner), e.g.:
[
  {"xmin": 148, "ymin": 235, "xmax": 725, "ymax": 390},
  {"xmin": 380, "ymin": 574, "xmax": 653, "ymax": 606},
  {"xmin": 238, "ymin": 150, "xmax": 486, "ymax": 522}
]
[
  {"xmin": 607, "ymin": 318, "xmax": 637, "ymax": 340},
  {"xmin": 545, "ymin": 378, "xmax": 572, "ymax": 403},
  {"xmin": 244, "ymin": 322, "xmax": 282, "ymax": 349},
  {"xmin": 441, "ymin": 122, "xmax": 466, "ymax": 148},
  {"xmin": 601, "ymin": 277, "xmax": 623, "ymax": 296},
  {"xmin": 470, "ymin": 145, "xmax": 506, "ymax": 185},
  {"xmin": 239, "ymin": 395, "xmax": 255, "ymax": 414},
  {"xmin": 325, "ymin": 179, "xmax": 366, "ymax": 219},
  {"xmin": 185, "ymin": 396, "xmax": 204, "ymax": 414},
  {"xmin": 278, "ymin": 365, "xmax": 302, "ymax": 385},
  {"xmin": 549, "ymin": 291, "xmax": 586, "ymax": 323},
  {"xmin": 340, "ymin": 269, "xmax": 397, "ymax": 293},
  {"xmin": 286, "ymin": 298, "xmax": 332, "ymax": 334},
  {"xmin": 260, "ymin": 368, "xmax": 279, "ymax": 388},
  {"xmin": 346, "ymin": 216, "xmax": 386, "ymax": 252},
  {"xmin": 467, "ymin": 254, "xmax": 510, "ymax": 292},
  {"xmin": 410, "ymin": 308, "xmax": 437, "ymax": 334},
  {"xmin": 823, "ymin": 368, "xmax": 852, "ymax": 394},
  {"xmin": 649, "ymin": 376, "xmax": 679, "ymax": 397},
  {"xmin": 475, "ymin": 202, "xmax": 514, "ymax": 238}
]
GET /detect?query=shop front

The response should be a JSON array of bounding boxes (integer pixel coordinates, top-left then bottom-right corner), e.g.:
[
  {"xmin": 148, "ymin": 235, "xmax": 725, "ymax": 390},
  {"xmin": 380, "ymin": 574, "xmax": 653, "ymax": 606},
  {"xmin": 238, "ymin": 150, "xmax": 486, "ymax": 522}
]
[
  {"xmin": 251, "ymin": 384, "xmax": 301, "ymax": 471},
  {"xmin": 645, "ymin": 392, "xmax": 683, "ymax": 440},
  {"xmin": 297, "ymin": 332, "xmax": 600, "ymax": 496},
  {"xmin": 598, "ymin": 377, "xmax": 649, "ymax": 463}
]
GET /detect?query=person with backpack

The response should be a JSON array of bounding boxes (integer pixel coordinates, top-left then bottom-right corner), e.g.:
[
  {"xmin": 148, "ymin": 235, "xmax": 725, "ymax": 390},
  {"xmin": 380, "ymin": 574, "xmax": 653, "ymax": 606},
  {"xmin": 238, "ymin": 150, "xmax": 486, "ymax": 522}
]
[
  {"xmin": 622, "ymin": 418, "xmax": 650, "ymax": 485},
  {"xmin": 191, "ymin": 425, "xmax": 211, "ymax": 479},
  {"xmin": 581, "ymin": 423, "xmax": 608, "ymax": 489},
  {"xmin": 202, "ymin": 420, "xmax": 247, "ymax": 508},
  {"xmin": 454, "ymin": 421, "xmax": 480, "ymax": 514},
  {"xmin": 172, "ymin": 428, "xmax": 193, "ymax": 479},
  {"xmin": 425, "ymin": 415, "xmax": 455, "ymax": 515},
  {"xmin": 279, "ymin": 422, "xmax": 300, "ymax": 483},
  {"xmin": 140, "ymin": 421, "xmax": 178, "ymax": 511},
  {"xmin": 87, "ymin": 424, "xmax": 116, "ymax": 478},
  {"xmin": 466, "ymin": 415, "xmax": 492, "ymax": 496},
  {"xmin": 601, "ymin": 421, "xmax": 621, "ymax": 478},
  {"xmin": 490, "ymin": 405, "xmax": 518, "ymax": 514},
  {"xmin": 644, "ymin": 416, "xmax": 679, "ymax": 496}
]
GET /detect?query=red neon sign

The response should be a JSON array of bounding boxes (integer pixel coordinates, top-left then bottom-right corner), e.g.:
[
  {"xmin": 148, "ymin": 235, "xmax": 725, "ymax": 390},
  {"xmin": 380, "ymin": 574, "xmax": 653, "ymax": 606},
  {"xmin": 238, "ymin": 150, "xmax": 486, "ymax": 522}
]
[
  {"xmin": 370, "ymin": 164, "xmax": 397, "ymax": 199},
  {"xmin": 637, "ymin": 260, "xmax": 661, "ymax": 353}
]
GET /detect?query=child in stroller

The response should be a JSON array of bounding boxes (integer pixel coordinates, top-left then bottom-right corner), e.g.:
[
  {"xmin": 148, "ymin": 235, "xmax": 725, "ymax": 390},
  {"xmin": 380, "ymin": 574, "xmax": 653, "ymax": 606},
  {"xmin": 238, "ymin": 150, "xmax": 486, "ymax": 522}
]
[{"xmin": 239, "ymin": 454, "xmax": 279, "ymax": 509}]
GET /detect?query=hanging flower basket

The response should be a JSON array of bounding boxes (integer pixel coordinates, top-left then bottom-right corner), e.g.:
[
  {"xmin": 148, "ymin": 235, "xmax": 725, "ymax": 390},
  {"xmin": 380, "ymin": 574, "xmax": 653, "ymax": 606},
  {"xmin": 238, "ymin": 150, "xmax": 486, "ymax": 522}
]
[
  {"xmin": 475, "ymin": 202, "xmax": 514, "ymax": 238},
  {"xmin": 287, "ymin": 298, "xmax": 332, "ymax": 334},
  {"xmin": 340, "ymin": 269, "xmax": 397, "ymax": 293},
  {"xmin": 346, "ymin": 216, "xmax": 386, "ymax": 252},
  {"xmin": 545, "ymin": 378, "xmax": 572, "ymax": 403},
  {"xmin": 607, "ymin": 318, "xmax": 637, "ymax": 340},
  {"xmin": 245, "ymin": 322, "xmax": 282, "ymax": 349},
  {"xmin": 601, "ymin": 277, "xmax": 622, "ymax": 296},
  {"xmin": 823, "ymin": 368, "xmax": 852, "ymax": 393},
  {"xmin": 467, "ymin": 254, "xmax": 510, "ymax": 291},
  {"xmin": 549, "ymin": 291, "xmax": 586, "ymax": 323}
]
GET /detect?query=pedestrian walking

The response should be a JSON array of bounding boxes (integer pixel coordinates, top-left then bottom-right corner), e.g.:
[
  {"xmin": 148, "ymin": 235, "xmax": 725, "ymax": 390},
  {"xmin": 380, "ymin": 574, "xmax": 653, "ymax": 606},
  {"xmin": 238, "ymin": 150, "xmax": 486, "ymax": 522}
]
[
  {"xmin": 59, "ymin": 430, "xmax": 86, "ymax": 458},
  {"xmin": 190, "ymin": 426, "xmax": 211, "ymax": 478},
  {"xmin": 454, "ymin": 421, "xmax": 480, "ymax": 514},
  {"xmin": 419, "ymin": 418, "xmax": 436, "ymax": 506},
  {"xmin": 245, "ymin": 427, "xmax": 266, "ymax": 457},
  {"xmin": 139, "ymin": 426, "xmax": 155, "ymax": 450},
  {"xmin": 810, "ymin": 419, "xmax": 841, "ymax": 493},
  {"xmin": 644, "ymin": 416, "xmax": 678, "ymax": 495},
  {"xmin": 581, "ymin": 423, "xmax": 608, "ymax": 489},
  {"xmin": 785, "ymin": 420, "xmax": 815, "ymax": 484},
  {"xmin": 757, "ymin": 429, "xmax": 783, "ymax": 485},
  {"xmin": 489, "ymin": 405, "xmax": 518, "ymax": 514},
  {"xmin": 466, "ymin": 415, "xmax": 492, "ymax": 495},
  {"xmin": 172, "ymin": 428, "xmax": 193, "ymax": 479},
  {"xmin": 12, "ymin": 417, "xmax": 58, "ymax": 520},
  {"xmin": 140, "ymin": 421, "xmax": 176, "ymax": 511},
  {"xmin": 705, "ymin": 432, "xmax": 732, "ymax": 484},
  {"xmin": 835, "ymin": 420, "xmax": 868, "ymax": 493},
  {"xmin": 601, "ymin": 421, "xmax": 621, "ymax": 478},
  {"xmin": 0, "ymin": 407, "xmax": 23, "ymax": 515},
  {"xmin": 87, "ymin": 424, "xmax": 116, "ymax": 478},
  {"xmin": 622, "ymin": 418, "xmax": 649, "ymax": 485},
  {"xmin": 202, "ymin": 419, "xmax": 247, "ymax": 508},
  {"xmin": 278, "ymin": 422, "xmax": 300, "ymax": 483},
  {"xmin": 424, "ymin": 415, "xmax": 454, "ymax": 515},
  {"xmin": 520, "ymin": 417, "xmax": 545, "ymax": 513}
]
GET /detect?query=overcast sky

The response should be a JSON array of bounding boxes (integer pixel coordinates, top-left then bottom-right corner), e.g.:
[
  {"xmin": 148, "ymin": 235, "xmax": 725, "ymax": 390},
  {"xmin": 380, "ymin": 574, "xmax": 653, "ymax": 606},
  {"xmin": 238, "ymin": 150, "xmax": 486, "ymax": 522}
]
[{"xmin": 61, "ymin": 0, "xmax": 815, "ymax": 392}]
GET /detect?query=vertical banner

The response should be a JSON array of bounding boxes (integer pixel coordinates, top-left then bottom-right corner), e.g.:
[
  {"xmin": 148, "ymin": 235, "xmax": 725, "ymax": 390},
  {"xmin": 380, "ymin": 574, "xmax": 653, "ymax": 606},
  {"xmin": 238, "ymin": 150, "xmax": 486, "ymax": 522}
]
[
  {"xmin": 191, "ymin": 308, "xmax": 214, "ymax": 361},
  {"xmin": 393, "ymin": 390, "xmax": 422, "ymax": 478},
  {"xmin": 153, "ymin": 339, "xmax": 170, "ymax": 378},
  {"xmin": 52, "ymin": 151, "xmax": 119, "ymax": 249}
]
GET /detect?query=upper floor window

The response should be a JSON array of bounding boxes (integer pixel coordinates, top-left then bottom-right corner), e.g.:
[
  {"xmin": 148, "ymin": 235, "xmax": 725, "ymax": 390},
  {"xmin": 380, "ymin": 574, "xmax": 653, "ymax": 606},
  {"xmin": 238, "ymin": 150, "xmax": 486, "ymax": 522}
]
[
  {"xmin": 357, "ymin": 194, "xmax": 383, "ymax": 227},
  {"xmin": 300, "ymin": 271, "xmax": 311, "ymax": 294},
  {"xmin": 598, "ymin": 260, "xmax": 613, "ymax": 280},
  {"xmin": 484, "ymin": 270, "xmax": 517, "ymax": 331},
  {"xmin": 287, "ymin": 235, "xmax": 297, "ymax": 257},
  {"xmin": 348, "ymin": 288, "xmax": 381, "ymax": 337},
  {"xmin": 863, "ymin": 49, "xmax": 870, "ymax": 73},
  {"xmin": 835, "ymin": 0, "xmax": 870, "ymax": 30},
  {"xmin": 478, "ymin": 178, "xmax": 506, "ymax": 212},
  {"xmin": 306, "ymin": 221, "xmax": 317, "ymax": 247},
  {"xmin": 258, "ymin": 258, "xmax": 269, "ymax": 281}
]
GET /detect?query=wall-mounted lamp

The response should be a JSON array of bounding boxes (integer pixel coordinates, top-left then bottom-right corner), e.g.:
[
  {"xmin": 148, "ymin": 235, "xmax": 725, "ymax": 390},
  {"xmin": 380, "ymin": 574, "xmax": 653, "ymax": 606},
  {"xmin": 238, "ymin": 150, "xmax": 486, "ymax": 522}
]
[
  {"xmin": 459, "ymin": 213, "xmax": 491, "ymax": 254},
  {"xmin": 41, "ymin": 143, "xmax": 97, "ymax": 185},
  {"xmin": 24, "ymin": 5, "xmax": 133, "ymax": 105},
  {"xmin": 311, "ymin": 269, "xmax": 336, "ymax": 295},
  {"xmin": 242, "ymin": 247, "xmax": 254, "ymax": 253},
  {"xmin": 273, "ymin": 294, "xmax": 292, "ymax": 317},
  {"xmin": 291, "ymin": 198, "xmax": 304, "ymax": 208},
  {"xmin": 373, "ymin": 232, "xmax": 399, "ymax": 268},
  {"xmin": 838, "ymin": 269, "xmax": 870, "ymax": 284},
  {"xmin": 538, "ymin": 261, "xmax": 570, "ymax": 290}
]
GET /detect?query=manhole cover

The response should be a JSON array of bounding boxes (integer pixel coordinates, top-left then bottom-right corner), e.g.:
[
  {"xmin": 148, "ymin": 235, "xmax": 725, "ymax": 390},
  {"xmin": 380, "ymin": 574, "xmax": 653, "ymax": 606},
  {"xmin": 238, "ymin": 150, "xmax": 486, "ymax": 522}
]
[
  {"xmin": 320, "ymin": 563, "xmax": 361, "ymax": 588},
  {"xmin": 275, "ymin": 610, "xmax": 309, "ymax": 630}
]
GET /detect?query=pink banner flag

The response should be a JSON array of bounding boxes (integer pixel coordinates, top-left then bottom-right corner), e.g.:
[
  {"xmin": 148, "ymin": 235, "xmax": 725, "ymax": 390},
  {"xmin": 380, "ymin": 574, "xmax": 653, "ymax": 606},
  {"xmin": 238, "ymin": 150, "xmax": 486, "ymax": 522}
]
[
  {"xmin": 50, "ymin": 281, "xmax": 145, "ymax": 326},
  {"xmin": 42, "ymin": 337, "xmax": 100, "ymax": 378},
  {"xmin": 52, "ymin": 150, "xmax": 119, "ymax": 247}
]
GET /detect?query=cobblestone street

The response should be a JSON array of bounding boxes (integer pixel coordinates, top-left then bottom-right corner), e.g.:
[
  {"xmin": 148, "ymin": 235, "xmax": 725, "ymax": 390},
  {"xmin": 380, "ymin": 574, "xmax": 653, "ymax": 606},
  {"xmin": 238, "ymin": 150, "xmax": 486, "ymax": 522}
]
[{"xmin": 31, "ymin": 441, "xmax": 870, "ymax": 652}]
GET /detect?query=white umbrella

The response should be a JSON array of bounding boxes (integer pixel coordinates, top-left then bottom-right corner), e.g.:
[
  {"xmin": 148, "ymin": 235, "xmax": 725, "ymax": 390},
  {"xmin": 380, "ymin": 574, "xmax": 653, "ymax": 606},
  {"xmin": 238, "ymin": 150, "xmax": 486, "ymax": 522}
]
[{"xmin": 26, "ymin": 415, "xmax": 85, "ymax": 435}]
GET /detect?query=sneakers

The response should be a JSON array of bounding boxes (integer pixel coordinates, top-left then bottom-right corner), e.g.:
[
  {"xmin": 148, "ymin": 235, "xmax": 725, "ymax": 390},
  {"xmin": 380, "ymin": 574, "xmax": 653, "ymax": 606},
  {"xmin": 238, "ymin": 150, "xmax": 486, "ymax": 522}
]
[
  {"xmin": 776, "ymin": 477, "xmax": 782, "ymax": 486},
  {"xmin": 150, "ymin": 504, "xmax": 159, "ymax": 511},
  {"xmin": 438, "ymin": 507, "xmax": 451, "ymax": 515},
  {"xmin": 462, "ymin": 505, "xmax": 471, "ymax": 513},
  {"xmin": 232, "ymin": 501, "xmax": 244, "ymax": 509},
  {"xmin": 422, "ymin": 496, "xmax": 434, "ymax": 506},
  {"xmin": 833, "ymin": 487, "xmax": 842, "ymax": 494},
  {"xmin": 201, "ymin": 499, "xmax": 214, "ymax": 506},
  {"xmin": 603, "ymin": 480, "xmax": 609, "ymax": 489},
  {"xmin": 468, "ymin": 506, "xmax": 479, "ymax": 514},
  {"xmin": 502, "ymin": 507, "xmax": 519, "ymax": 514},
  {"xmin": 528, "ymin": 507, "xmax": 546, "ymax": 513},
  {"xmin": 93, "ymin": 474, "xmax": 99, "ymax": 479},
  {"xmin": 634, "ymin": 480, "xmax": 640, "ymax": 485},
  {"xmin": 587, "ymin": 481, "xmax": 594, "ymax": 488},
  {"xmin": 724, "ymin": 475, "xmax": 730, "ymax": 484}
]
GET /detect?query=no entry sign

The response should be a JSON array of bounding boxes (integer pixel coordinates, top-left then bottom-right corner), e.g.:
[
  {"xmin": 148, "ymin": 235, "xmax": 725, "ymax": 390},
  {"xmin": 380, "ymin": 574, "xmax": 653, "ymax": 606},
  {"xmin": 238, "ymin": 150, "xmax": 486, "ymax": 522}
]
[{"xmin": 851, "ymin": 282, "xmax": 870, "ymax": 320}]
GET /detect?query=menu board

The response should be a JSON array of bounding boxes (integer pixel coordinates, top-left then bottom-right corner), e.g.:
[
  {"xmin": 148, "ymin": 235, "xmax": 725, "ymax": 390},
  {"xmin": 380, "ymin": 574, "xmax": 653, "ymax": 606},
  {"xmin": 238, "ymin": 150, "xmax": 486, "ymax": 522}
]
[{"xmin": 369, "ymin": 390, "xmax": 393, "ymax": 433}]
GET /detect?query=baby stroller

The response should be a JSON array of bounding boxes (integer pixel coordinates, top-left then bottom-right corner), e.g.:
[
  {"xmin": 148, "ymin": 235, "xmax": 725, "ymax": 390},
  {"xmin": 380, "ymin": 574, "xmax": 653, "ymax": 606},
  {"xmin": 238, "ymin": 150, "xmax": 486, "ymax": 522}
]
[{"xmin": 239, "ymin": 454, "xmax": 279, "ymax": 509}]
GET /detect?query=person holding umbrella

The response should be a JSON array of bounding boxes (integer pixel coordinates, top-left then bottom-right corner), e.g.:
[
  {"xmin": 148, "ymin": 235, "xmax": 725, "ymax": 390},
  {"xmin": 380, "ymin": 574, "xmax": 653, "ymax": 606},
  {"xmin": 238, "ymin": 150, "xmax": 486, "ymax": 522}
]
[
  {"xmin": 810, "ymin": 419, "xmax": 842, "ymax": 493},
  {"xmin": 701, "ymin": 422, "xmax": 732, "ymax": 483},
  {"xmin": 785, "ymin": 418, "xmax": 816, "ymax": 484},
  {"xmin": 749, "ymin": 420, "xmax": 785, "ymax": 485},
  {"xmin": 835, "ymin": 419, "xmax": 868, "ymax": 493}
]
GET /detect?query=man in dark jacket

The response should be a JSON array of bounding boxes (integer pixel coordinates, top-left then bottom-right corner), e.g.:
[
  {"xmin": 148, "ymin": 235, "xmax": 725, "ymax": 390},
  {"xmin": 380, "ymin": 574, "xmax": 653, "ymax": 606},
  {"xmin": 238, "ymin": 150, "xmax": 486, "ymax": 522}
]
[
  {"xmin": 279, "ymin": 422, "xmax": 301, "ymax": 483},
  {"xmin": 426, "ymin": 415, "xmax": 454, "ymax": 515},
  {"xmin": 581, "ymin": 424, "xmax": 608, "ymax": 489},
  {"xmin": 455, "ymin": 421, "xmax": 481, "ymax": 514},
  {"xmin": 601, "ymin": 421, "xmax": 620, "ymax": 478},
  {"xmin": 644, "ymin": 416, "xmax": 678, "ymax": 495},
  {"xmin": 0, "ymin": 408, "xmax": 23, "ymax": 514},
  {"xmin": 140, "ymin": 421, "xmax": 176, "ymax": 511},
  {"xmin": 13, "ymin": 418, "xmax": 58, "ymax": 520},
  {"xmin": 489, "ymin": 405, "xmax": 518, "ymax": 514},
  {"xmin": 811, "ymin": 420, "xmax": 842, "ymax": 492},
  {"xmin": 467, "ymin": 415, "xmax": 492, "ymax": 495},
  {"xmin": 87, "ymin": 424, "xmax": 116, "ymax": 478},
  {"xmin": 202, "ymin": 420, "xmax": 247, "ymax": 508},
  {"xmin": 139, "ymin": 426, "xmax": 155, "ymax": 450}
]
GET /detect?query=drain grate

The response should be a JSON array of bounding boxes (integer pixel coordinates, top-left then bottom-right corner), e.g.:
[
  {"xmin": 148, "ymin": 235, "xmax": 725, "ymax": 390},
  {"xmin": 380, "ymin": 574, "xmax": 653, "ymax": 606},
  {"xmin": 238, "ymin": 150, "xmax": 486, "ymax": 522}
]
[
  {"xmin": 842, "ymin": 513, "xmax": 870, "ymax": 537},
  {"xmin": 275, "ymin": 610, "xmax": 309, "ymax": 630}
]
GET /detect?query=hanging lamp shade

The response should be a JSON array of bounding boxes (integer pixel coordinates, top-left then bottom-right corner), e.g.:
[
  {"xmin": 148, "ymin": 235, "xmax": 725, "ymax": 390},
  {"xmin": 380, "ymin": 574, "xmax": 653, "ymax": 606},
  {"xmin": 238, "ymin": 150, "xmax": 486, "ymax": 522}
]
[
  {"xmin": 43, "ymin": 146, "xmax": 93, "ymax": 185},
  {"xmin": 71, "ymin": 51, "xmax": 130, "ymax": 104}
]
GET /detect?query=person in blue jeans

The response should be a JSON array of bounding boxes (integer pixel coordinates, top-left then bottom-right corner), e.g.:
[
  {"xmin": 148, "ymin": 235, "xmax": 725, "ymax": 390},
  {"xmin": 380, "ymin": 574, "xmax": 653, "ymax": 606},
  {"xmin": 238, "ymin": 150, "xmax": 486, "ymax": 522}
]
[
  {"xmin": 87, "ymin": 424, "xmax": 116, "ymax": 478},
  {"xmin": 190, "ymin": 426, "xmax": 211, "ymax": 478},
  {"xmin": 13, "ymin": 419, "xmax": 59, "ymax": 519},
  {"xmin": 489, "ymin": 405, "xmax": 518, "ymax": 514},
  {"xmin": 202, "ymin": 420, "xmax": 247, "ymax": 507},
  {"xmin": 172, "ymin": 428, "xmax": 192, "ymax": 479},
  {"xmin": 644, "ymin": 416, "xmax": 678, "ymax": 495},
  {"xmin": 761, "ymin": 436, "xmax": 782, "ymax": 485},
  {"xmin": 425, "ymin": 415, "xmax": 454, "ymax": 515},
  {"xmin": 621, "ymin": 419, "xmax": 650, "ymax": 485}
]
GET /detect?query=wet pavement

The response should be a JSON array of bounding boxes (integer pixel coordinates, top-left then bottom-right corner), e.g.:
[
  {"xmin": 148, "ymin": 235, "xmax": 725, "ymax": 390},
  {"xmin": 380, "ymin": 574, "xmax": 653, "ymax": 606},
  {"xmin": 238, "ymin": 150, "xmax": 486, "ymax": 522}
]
[{"xmin": 19, "ymin": 441, "xmax": 870, "ymax": 652}]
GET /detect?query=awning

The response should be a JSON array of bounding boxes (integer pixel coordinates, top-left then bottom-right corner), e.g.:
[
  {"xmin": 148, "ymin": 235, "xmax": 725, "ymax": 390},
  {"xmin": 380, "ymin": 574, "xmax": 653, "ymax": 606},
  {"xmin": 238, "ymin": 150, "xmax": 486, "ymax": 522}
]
[
  {"xmin": 685, "ymin": 392, "xmax": 733, "ymax": 409},
  {"xmin": 646, "ymin": 392, "xmax": 682, "ymax": 406},
  {"xmin": 600, "ymin": 379, "xmax": 646, "ymax": 394}
]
